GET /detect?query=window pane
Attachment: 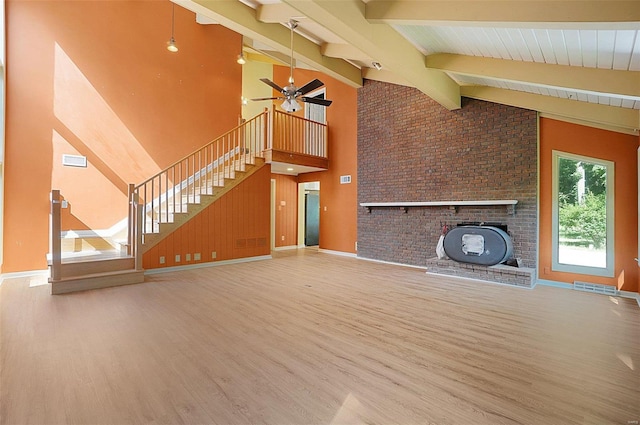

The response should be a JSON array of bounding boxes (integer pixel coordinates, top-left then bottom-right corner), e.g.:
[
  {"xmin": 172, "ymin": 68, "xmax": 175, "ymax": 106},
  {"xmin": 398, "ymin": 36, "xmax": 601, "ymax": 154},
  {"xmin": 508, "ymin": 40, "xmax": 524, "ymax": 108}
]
[{"xmin": 557, "ymin": 157, "xmax": 607, "ymax": 268}]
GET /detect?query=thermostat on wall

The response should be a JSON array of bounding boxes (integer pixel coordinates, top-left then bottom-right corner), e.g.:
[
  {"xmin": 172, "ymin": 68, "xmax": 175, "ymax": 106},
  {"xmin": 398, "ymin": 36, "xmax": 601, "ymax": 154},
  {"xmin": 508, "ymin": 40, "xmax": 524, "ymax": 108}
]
[{"xmin": 340, "ymin": 175, "xmax": 351, "ymax": 184}]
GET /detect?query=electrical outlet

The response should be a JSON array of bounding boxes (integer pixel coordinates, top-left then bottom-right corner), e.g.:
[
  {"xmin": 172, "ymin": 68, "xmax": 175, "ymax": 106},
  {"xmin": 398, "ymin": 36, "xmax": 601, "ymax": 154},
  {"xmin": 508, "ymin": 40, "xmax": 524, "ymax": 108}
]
[
  {"xmin": 281, "ymin": 235, "xmax": 285, "ymax": 241},
  {"xmin": 175, "ymin": 254, "xmax": 181, "ymax": 263},
  {"xmin": 194, "ymin": 253, "xmax": 201, "ymax": 261},
  {"xmin": 212, "ymin": 251, "xmax": 217, "ymax": 259},
  {"xmin": 186, "ymin": 253, "xmax": 191, "ymax": 262},
  {"xmin": 355, "ymin": 241, "xmax": 358, "ymax": 251},
  {"xmin": 159, "ymin": 256, "xmax": 165, "ymax": 264}
]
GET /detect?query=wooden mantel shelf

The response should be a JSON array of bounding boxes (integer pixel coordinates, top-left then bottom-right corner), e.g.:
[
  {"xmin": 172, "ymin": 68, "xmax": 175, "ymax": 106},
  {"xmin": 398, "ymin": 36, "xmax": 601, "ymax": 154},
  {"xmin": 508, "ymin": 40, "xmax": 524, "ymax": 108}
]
[{"xmin": 360, "ymin": 200, "xmax": 518, "ymax": 214}]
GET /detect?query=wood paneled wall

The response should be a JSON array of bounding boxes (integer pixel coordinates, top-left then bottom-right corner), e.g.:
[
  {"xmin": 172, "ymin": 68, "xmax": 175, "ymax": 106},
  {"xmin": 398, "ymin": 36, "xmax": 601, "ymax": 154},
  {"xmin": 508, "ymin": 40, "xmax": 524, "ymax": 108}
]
[
  {"xmin": 143, "ymin": 165, "xmax": 271, "ymax": 269},
  {"xmin": 272, "ymin": 174, "xmax": 299, "ymax": 247}
]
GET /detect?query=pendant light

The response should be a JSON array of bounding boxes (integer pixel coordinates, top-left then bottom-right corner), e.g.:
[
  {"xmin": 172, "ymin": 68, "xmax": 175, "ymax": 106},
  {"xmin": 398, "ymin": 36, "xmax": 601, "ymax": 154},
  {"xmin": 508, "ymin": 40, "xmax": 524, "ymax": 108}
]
[{"xmin": 166, "ymin": 3, "xmax": 178, "ymax": 53}]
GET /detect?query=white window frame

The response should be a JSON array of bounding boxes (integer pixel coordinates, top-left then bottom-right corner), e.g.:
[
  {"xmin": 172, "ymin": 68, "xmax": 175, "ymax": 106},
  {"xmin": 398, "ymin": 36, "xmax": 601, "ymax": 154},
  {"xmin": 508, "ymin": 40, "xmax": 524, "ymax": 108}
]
[{"xmin": 551, "ymin": 150, "xmax": 615, "ymax": 277}]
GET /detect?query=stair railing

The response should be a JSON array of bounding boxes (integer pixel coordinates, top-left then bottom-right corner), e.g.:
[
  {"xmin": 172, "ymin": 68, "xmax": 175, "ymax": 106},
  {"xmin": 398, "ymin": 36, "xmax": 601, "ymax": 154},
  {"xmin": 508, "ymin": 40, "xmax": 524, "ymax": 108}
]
[{"xmin": 127, "ymin": 109, "xmax": 270, "ymax": 250}]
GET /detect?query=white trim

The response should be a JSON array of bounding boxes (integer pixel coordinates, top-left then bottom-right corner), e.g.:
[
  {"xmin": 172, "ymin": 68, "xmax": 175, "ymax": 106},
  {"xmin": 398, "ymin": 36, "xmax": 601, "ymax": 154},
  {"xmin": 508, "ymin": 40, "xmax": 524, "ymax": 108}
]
[
  {"xmin": 537, "ymin": 278, "xmax": 640, "ymax": 305},
  {"xmin": 318, "ymin": 248, "xmax": 357, "ymax": 258},
  {"xmin": 0, "ymin": 269, "xmax": 49, "ymax": 285},
  {"xmin": 144, "ymin": 255, "xmax": 272, "ymax": 275},
  {"xmin": 425, "ymin": 271, "xmax": 535, "ymax": 290},
  {"xmin": 273, "ymin": 245, "xmax": 299, "ymax": 251},
  {"xmin": 535, "ymin": 278, "xmax": 574, "ymax": 289}
]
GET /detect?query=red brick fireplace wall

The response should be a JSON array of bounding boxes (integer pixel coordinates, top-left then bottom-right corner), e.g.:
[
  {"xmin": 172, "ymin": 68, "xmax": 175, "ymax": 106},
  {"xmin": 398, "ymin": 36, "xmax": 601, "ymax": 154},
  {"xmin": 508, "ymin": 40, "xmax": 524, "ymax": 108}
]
[{"xmin": 357, "ymin": 80, "xmax": 538, "ymax": 270}]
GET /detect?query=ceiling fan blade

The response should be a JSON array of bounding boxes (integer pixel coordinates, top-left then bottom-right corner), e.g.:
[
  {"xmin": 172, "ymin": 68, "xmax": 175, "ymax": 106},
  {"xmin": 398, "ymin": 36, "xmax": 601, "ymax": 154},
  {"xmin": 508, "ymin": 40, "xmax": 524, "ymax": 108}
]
[
  {"xmin": 296, "ymin": 79, "xmax": 324, "ymax": 95},
  {"xmin": 251, "ymin": 97, "xmax": 282, "ymax": 101},
  {"xmin": 301, "ymin": 97, "xmax": 333, "ymax": 107},
  {"xmin": 260, "ymin": 78, "xmax": 285, "ymax": 93}
]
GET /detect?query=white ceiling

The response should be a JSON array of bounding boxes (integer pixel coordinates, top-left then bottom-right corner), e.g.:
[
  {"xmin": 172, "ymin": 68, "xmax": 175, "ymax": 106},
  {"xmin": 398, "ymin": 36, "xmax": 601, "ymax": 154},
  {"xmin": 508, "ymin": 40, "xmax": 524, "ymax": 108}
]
[{"xmin": 179, "ymin": 0, "xmax": 640, "ymax": 134}]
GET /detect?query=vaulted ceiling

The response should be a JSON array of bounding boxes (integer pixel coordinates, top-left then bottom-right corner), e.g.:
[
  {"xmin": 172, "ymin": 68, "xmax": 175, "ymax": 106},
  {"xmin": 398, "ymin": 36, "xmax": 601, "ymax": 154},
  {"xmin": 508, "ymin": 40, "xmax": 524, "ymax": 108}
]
[{"xmin": 176, "ymin": 0, "xmax": 640, "ymax": 135}]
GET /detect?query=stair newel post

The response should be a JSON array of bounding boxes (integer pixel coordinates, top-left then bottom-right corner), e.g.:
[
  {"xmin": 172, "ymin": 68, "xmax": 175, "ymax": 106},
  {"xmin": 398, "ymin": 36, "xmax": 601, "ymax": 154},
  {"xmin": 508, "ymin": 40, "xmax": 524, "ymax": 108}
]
[
  {"xmin": 266, "ymin": 106, "xmax": 272, "ymax": 155},
  {"xmin": 50, "ymin": 190, "xmax": 62, "ymax": 282},
  {"xmin": 134, "ymin": 192, "xmax": 143, "ymax": 271},
  {"xmin": 127, "ymin": 184, "xmax": 135, "ymax": 256}
]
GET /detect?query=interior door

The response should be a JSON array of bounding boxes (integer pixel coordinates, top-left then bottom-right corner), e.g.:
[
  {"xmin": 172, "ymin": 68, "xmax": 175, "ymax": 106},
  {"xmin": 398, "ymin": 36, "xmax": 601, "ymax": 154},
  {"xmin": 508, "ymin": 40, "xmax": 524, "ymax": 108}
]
[{"xmin": 305, "ymin": 192, "xmax": 319, "ymax": 246}]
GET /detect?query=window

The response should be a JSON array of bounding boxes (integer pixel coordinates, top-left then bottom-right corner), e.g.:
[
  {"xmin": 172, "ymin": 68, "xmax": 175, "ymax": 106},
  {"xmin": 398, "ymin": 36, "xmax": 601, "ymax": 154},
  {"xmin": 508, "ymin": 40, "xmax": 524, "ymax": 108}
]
[{"xmin": 552, "ymin": 151, "xmax": 614, "ymax": 277}]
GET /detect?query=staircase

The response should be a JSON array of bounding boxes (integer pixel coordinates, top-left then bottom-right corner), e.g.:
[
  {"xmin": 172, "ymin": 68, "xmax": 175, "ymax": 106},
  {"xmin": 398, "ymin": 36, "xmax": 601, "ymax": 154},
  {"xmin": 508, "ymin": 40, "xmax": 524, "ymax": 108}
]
[
  {"xmin": 49, "ymin": 110, "xmax": 271, "ymax": 294},
  {"xmin": 48, "ymin": 108, "xmax": 330, "ymax": 294},
  {"xmin": 129, "ymin": 110, "xmax": 270, "ymax": 253}
]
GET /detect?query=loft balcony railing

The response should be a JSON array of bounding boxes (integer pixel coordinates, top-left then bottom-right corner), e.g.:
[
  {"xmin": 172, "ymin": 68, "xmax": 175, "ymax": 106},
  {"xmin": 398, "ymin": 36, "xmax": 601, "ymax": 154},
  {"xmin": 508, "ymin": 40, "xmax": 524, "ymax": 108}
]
[{"xmin": 267, "ymin": 108, "xmax": 329, "ymax": 169}]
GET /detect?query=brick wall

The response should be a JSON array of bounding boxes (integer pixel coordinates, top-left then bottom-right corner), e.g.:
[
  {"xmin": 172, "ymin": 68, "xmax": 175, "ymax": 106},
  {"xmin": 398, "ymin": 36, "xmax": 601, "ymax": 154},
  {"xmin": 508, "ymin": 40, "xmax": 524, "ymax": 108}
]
[{"xmin": 357, "ymin": 80, "xmax": 538, "ymax": 270}]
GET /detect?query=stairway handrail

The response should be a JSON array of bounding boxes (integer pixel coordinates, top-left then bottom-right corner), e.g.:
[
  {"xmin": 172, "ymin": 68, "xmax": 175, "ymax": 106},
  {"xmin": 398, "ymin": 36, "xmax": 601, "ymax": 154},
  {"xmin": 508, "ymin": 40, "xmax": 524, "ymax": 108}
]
[{"xmin": 135, "ymin": 109, "xmax": 270, "ymax": 190}]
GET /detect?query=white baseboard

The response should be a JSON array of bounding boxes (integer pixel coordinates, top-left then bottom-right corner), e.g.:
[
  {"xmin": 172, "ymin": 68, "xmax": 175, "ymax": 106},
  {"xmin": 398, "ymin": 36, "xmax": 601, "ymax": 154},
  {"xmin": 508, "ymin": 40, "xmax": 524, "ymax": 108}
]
[
  {"xmin": 318, "ymin": 248, "xmax": 357, "ymax": 258},
  {"xmin": 144, "ymin": 255, "xmax": 272, "ymax": 275},
  {"xmin": 0, "ymin": 269, "xmax": 49, "ymax": 285},
  {"xmin": 273, "ymin": 245, "xmax": 299, "ymax": 251},
  {"xmin": 537, "ymin": 278, "xmax": 640, "ymax": 306}
]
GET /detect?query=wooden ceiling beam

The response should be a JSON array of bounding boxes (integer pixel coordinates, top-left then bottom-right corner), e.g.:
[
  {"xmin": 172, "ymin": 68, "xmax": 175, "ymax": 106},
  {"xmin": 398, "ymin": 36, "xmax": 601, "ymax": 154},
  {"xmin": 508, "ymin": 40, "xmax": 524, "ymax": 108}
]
[
  {"xmin": 280, "ymin": 0, "xmax": 461, "ymax": 110},
  {"xmin": 428, "ymin": 53, "xmax": 640, "ymax": 99},
  {"xmin": 461, "ymin": 85, "xmax": 640, "ymax": 134},
  {"xmin": 366, "ymin": 1, "xmax": 640, "ymax": 28},
  {"xmin": 176, "ymin": 0, "xmax": 362, "ymax": 88}
]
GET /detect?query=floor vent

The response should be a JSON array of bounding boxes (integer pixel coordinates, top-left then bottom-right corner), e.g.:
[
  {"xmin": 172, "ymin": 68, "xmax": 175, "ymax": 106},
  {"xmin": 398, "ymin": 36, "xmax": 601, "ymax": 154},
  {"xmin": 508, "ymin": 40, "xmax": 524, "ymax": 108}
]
[{"xmin": 574, "ymin": 281, "xmax": 617, "ymax": 295}]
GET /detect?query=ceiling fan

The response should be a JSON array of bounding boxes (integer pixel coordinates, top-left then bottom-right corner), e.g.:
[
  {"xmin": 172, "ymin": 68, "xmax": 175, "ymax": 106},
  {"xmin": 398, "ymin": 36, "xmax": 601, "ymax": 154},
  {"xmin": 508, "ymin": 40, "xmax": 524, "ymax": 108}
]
[{"xmin": 251, "ymin": 19, "xmax": 333, "ymax": 113}]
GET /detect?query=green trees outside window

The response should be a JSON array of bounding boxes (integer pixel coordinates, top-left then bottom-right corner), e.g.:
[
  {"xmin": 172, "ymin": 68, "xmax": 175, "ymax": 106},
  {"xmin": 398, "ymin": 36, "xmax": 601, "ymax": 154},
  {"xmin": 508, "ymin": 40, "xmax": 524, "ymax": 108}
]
[{"xmin": 554, "ymin": 153, "xmax": 613, "ymax": 274}]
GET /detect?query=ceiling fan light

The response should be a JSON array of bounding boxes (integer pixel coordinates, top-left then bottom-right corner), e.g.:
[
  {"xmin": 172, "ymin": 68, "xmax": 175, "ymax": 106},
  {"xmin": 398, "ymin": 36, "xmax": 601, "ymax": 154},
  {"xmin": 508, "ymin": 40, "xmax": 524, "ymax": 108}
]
[{"xmin": 282, "ymin": 98, "xmax": 301, "ymax": 113}]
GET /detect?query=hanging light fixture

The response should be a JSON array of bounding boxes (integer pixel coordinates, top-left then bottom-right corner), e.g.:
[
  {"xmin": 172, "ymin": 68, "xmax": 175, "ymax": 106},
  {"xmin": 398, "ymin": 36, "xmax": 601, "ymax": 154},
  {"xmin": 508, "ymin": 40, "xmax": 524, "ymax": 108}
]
[
  {"xmin": 236, "ymin": 51, "xmax": 246, "ymax": 65},
  {"xmin": 166, "ymin": 3, "xmax": 178, "ymax": 53}
]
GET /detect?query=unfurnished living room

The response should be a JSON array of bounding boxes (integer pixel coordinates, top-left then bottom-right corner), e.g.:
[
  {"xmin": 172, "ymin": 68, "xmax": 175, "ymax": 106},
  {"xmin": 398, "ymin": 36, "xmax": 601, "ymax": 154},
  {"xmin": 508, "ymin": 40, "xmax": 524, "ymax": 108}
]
[{"xmin": 1, "ymin": 1, "xmax": 639, "ymax": 424}]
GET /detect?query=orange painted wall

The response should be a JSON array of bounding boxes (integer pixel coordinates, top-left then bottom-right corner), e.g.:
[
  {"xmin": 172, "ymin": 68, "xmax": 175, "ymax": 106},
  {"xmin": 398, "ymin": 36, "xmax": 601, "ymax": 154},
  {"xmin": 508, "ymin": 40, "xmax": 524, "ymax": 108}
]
[
  {"xmin": 272, "ymin": 66, "xmax": 358, "ymax": 254},
  {"xmin": 272, "ymin": 173, "xmax": 299, "ymax": 247},
  {"xmin": 4, "ymin": 1, "xmax": 242, "ymax": 272},
  {"xmin": 143, "ymin": 165, "xmax": 271, "ymax": 269},
  {"xmin": 539, "ymin": 118, "xmax": 639, "ymax": 292}
]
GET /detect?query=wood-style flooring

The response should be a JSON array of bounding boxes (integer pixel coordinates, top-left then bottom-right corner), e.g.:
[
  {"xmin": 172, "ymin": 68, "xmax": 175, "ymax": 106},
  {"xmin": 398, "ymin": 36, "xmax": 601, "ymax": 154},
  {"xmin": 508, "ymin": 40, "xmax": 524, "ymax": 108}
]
[{"xmin": 1, "ymin": 249, "xmax": 639, "ymax": 425}]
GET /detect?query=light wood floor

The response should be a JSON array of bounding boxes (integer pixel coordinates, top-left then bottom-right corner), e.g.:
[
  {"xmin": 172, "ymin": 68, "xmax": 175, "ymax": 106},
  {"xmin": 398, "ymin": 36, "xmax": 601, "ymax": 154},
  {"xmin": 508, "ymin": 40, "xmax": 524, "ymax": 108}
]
[{"xmin": 1, "ymin": 249, "xmax": 639, "ymax": 425}]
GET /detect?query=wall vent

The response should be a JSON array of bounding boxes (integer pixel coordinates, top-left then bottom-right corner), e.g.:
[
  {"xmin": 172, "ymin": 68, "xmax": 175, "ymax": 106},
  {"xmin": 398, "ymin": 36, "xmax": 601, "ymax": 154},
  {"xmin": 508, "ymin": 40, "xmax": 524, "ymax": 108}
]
[
  {"xmin": 340, "ymin": 175, "xmax": 351, "ymax": 184},
  {"xmin": 574, "ymin": 281, "xmax": 617, "ymax": 295},
  {"xmin": 62, "ymin": 154, "xmax": 87, "ymax": 168}
]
